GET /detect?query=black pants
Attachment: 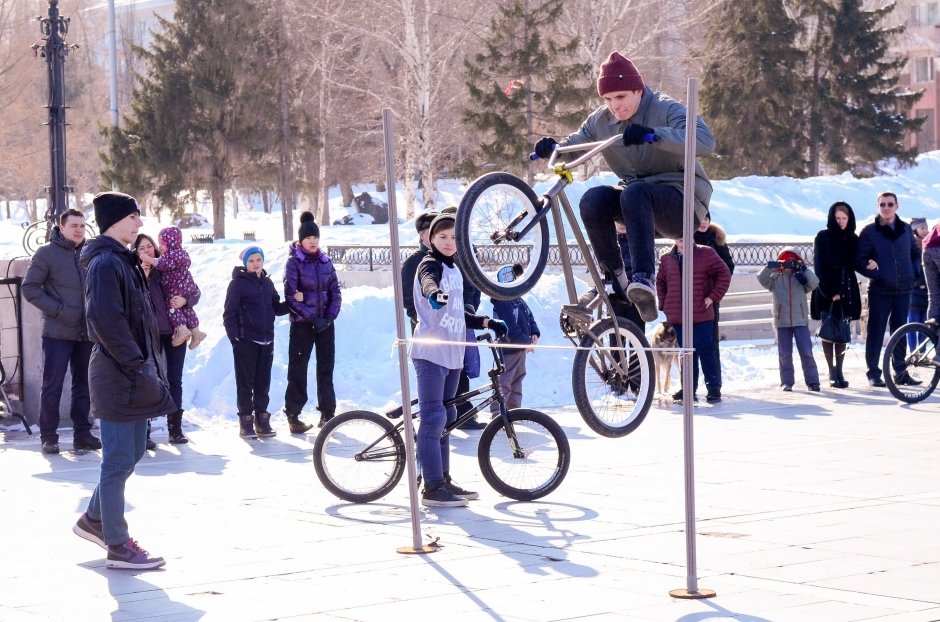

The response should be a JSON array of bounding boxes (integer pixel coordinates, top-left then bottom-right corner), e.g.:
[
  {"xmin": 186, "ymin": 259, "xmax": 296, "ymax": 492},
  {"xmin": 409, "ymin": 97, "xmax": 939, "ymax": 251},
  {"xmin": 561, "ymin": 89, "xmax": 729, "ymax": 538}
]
[
  {"xmin": 284, "ymin": 322, "xmax": 336, "ymax": 417},
  {"xmin": 39, "ymin": 337, "xmax": 93, "ymax": 442},
  {"xmin": 865, "ymin": 292, "xmax": 909, "ymax": 380},
  {"xmin": 233, "ymin": 340, "xmax": 274, "ymax": 416},
  {"xmin": 159, "ymin": 333, "xmax": 188, "ymax": 410}
]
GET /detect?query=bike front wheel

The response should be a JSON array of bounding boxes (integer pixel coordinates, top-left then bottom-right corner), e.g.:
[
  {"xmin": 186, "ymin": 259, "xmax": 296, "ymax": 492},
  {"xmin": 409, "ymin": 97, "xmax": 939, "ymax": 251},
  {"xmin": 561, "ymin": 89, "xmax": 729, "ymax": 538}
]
[
  {"xmin": 313, "ymin": 410, "xmax": 406, "ymax": 503},
  {"xmin": 478, "ymin": 409, "xmax": 570, "ymax": 501},
  {"xmin": 572, "ymin": 316, "xmax": 654, "ymax": 437},
  {"xmin": 883, "ymin": 323, "xmax": 940, "ymax": 403},
  {"xmin": 456, "ymin": 172, "xmax": 549, "ymax": 300}
]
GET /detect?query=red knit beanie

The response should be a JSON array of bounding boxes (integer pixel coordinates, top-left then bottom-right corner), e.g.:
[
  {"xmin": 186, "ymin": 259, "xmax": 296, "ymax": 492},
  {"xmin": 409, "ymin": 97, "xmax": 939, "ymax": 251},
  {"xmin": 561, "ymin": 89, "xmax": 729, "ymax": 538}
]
[{"xmin": 596, "ymin": 52, "xmax": 644, "ymax": 96}]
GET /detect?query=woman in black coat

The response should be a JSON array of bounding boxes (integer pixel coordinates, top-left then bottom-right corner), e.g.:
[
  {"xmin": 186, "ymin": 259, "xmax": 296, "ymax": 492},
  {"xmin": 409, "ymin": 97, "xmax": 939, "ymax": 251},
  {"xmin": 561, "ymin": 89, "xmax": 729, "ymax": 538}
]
[{"xmin": 811, "ymin": 201, "xmax": 862, "ymax": 388}]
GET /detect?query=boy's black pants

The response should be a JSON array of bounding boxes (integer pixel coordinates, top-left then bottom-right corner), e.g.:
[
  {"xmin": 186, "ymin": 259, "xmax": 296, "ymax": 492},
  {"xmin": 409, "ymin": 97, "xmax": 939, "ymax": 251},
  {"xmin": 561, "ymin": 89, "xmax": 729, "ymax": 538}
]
[{"xmin": 233, "ymin": 340, "xmax": 274, "ymax": 416}]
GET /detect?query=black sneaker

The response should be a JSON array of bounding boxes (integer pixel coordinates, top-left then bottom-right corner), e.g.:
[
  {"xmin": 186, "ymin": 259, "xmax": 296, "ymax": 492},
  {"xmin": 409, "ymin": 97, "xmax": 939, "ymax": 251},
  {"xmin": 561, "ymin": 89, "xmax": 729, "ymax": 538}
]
[
  {"xmin": 626, "ymin": 275, "xmax": 658, "ymax": 323},
  {"xmin": 672, "ymin": 390, "xmax": 697, "ymax": 403},
  {"xmin": 41, "ymin": 440, "xmax": 59, "ymax": 454},
  {"xmin": 705, "ymin": 389, "xmax": 722, "ymax": 403},
  {"xmin": 73, "ymin": 431, "xmax": 102, "ymax": 451},
  {"xmin": 895, "ymin": 374, "xmax": 922, "ymax": 386},
  {"xmin": 808, "ymin": 384, "xmax": 821, "ymax": 392},
  {"xmin": 781, "ymin": 384, "xmax": 793, "ymax": 392},
  {"xmin": 445, "ymin": 477, "xmax": 479, "ymax": 500},
  {"xmin": 106, "ymin": 539, "xmax": 165, "ymax": 570},
  {"xmin": 422, "ymin": 483, "xmax": 468, "ymax": 507},
  {"xmin": 868, "ymin": 377, "xmax": 886, "ymax": 388},
  {"xmin": 72, "ymin": 513, "xmax": 106, "ymax": 549}
]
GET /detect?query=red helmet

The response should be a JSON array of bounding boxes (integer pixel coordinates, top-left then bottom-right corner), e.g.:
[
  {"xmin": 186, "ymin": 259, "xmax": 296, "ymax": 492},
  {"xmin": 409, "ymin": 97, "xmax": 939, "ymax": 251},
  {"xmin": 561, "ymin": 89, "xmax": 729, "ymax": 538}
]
[{"xmin": 777, "ymin": 248, "xmax": 803, "ymax": 264}]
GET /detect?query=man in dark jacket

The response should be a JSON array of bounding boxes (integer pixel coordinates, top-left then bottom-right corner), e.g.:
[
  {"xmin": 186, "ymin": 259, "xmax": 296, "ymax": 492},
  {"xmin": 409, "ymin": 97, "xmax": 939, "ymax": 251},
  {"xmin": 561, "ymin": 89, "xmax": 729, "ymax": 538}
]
[
  {"xmin": 856, "ymin": 192, "xmax": 918, "ymax": 387},
  {"xmin": 71, "ymin": 191, "xmax": 176, "ymax": 570},
  {"xmin": 23, "ymin": 208, "xmax": 99, "ymax": 454}
]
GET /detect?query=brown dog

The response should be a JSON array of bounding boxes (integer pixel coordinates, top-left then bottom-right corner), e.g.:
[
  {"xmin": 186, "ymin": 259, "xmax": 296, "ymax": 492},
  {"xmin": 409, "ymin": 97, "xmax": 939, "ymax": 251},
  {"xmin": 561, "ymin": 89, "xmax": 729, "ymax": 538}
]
[{"xmin": 651, "ymin": 322, "xmax": 679, "ymax": 395}]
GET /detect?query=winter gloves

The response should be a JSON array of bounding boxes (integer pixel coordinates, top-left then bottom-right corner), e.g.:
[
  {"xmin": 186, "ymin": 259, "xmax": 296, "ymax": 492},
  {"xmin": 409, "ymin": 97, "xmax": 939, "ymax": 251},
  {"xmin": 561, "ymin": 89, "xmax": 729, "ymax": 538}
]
[
  {"xmin": 622, "ymin": 123, "xmax": 657, "ymax": 146},
  {"xmin": 487, "ymin": 318, "xmax": 508, "ymax": 339},
  {"xmin": 428, "ymin": 291, "xmax": 449, "ymax": 309},
  {"xmin": 533, "ymin": 137, "xmax": 558, "ymax": 159}
]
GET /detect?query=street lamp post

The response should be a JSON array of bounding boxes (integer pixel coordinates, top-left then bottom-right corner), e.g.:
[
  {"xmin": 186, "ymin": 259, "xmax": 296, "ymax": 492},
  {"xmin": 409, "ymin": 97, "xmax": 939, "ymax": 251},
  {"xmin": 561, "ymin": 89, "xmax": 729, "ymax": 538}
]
[{"xmin": 33, "ymin": 0, "xmax": 75, "ymax": 231}]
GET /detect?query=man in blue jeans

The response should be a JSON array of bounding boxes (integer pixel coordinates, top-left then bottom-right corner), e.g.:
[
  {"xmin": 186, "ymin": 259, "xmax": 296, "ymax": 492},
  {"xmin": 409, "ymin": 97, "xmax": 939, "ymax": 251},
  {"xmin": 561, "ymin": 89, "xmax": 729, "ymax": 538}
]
[
  {"xmin": 22, "ymin": 208, "xmax": 99, "ymax": 454},
  {"xmin": 856, "ymin": 192, "xmax": 918, "ymax": 387},
  {"xmin": 71, "ymin": 192, "xmax": 176, "ymax": 570},
  {"xmin": 533, "ymin": 51, "xmax": 715, "ymax": 323}
]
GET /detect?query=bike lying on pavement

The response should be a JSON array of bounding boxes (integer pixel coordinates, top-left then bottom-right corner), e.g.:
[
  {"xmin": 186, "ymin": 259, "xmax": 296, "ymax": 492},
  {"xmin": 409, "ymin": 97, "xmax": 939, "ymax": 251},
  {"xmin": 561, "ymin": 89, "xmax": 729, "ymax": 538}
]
[
  {"xmin": 313, "ymin": 334, "xmax": 570, "ymax": 503},
  {"xmin": 454, "ymin": 135, "xmax": 653, "ymax": 438},
  {"xmin": 883, "ymin": 320, "xmax": 940, "ymax": 403}
]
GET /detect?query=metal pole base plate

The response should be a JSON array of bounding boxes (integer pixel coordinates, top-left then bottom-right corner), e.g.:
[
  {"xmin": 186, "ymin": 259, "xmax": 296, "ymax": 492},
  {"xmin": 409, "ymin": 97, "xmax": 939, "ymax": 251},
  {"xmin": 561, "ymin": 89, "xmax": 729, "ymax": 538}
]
[
  {"xmin": 397, "ymin": 544, "xmax": 440, "ymax": 555},
  {"xmin": 669, "ymin": 588, "xmax": 717, "ymax": 599}
]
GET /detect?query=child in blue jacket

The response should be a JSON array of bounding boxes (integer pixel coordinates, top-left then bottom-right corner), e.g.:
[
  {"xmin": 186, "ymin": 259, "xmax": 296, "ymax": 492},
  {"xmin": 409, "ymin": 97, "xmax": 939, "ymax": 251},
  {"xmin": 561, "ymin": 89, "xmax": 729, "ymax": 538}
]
[
  {"xmin": 489, "ymin": 264, "xmax": 540, "ymax": 416},
  {"xmin": 223, "ymin": 247, "xmax": 289, "ymax": 439}
]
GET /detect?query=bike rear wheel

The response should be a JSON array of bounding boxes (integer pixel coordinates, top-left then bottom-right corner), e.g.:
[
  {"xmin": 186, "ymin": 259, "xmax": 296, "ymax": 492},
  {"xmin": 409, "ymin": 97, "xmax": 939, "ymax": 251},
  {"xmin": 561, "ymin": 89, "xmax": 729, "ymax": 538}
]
[
  {"xmin": 478, "ymin": 409, "xmax": 570, "ymax": 501},
  {"xmin": 313, "ymin": 410, "xmax": 406, "ymax": 503},
  {"xmin": 883, "ymin": 323, "xmax": 940, "ymax": 403},
  {"xmin": 572, "ymin": 316, "xmax": 654, "ymax": 437},
  {"xmin": 456, "ymin": 172, "xmax": 549, "ymax": 300}
]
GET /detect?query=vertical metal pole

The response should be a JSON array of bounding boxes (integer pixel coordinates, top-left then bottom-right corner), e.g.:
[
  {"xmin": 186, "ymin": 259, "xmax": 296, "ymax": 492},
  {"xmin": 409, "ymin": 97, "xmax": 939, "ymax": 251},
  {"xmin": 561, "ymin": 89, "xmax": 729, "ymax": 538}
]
[
  {"xmin": 383, "ymin": 109, "xmax": 435, "ymax": 555},
  {"xmin": 670, "ymin": 78, "xmax": 716, "ymax": 600},
  {"xmin": 107, "ymin": 0, "xmax": 119, "ymax": 129}
]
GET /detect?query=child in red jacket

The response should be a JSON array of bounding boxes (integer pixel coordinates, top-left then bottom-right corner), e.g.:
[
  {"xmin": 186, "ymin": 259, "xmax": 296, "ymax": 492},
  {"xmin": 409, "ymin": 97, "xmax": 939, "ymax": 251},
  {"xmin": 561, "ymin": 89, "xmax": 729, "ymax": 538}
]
[{"xmin": 656, "ymin": 237, "xmax": 731, "ymax": 403}]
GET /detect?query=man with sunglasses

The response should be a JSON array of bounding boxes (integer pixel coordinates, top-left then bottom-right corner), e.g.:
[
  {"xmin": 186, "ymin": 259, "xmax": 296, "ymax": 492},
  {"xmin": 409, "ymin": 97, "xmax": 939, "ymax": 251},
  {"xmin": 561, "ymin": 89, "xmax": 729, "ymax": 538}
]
[{"xmin": 857, "ymin": 192, "xmax": 919, "ymax": 388}]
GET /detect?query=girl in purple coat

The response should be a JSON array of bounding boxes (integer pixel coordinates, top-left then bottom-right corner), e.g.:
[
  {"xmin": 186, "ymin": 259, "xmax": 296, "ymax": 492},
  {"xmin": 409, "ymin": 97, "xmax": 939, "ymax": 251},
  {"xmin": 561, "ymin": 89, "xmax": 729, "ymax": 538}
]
[
  {"xmin": 282, "ymin": 212, "xmax": 342, "ymax": 433},
  {"xmin": 140, "ymin": 226, "xmax": 206, "ymax": 349}
]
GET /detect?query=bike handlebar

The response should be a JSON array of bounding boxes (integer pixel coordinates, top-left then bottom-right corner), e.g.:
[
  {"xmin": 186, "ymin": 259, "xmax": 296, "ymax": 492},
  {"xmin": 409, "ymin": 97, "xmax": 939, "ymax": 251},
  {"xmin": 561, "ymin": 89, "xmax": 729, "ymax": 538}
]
[{"xmin": 530, "ymin": 134, "xmax": 623, "ymax": 169}]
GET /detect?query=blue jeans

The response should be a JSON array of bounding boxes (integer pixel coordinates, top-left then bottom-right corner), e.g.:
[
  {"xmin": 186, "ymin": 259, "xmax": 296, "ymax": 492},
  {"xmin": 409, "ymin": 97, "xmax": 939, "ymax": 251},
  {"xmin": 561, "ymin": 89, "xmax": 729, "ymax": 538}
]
[
  {"xmin": 776, "ymin": 326, "xmax": 820, "ymax": 387},
  {"xmin": 413, "ymin": 359, "xmax": 461, "ymax": 487},
  {"xmin": 674, "ymin": 322, "xmax": 721, "ymax": 393},
  {"xmin": 579, "ymin": 183, "xmax": 684, "ymax": 278},
  {"xmin": 866, "ymin": 293, "xmax": 910, "ymax": 380},
  {"xmin": 39, "ymin": 338, "xmax": 93, "ymax": 442},
  {"xmin": 85, "ymin": 418, "xmax": 148, "ymax": 545}
]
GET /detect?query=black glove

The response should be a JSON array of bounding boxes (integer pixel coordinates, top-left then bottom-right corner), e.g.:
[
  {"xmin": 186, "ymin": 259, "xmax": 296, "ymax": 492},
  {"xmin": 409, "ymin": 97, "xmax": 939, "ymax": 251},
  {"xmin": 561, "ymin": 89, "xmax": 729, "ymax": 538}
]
[
  {"xmin": 622, "ymin": 123, "xmax": 656, "ymax": 146},
  {"xmin": 488, "ymin": 318, "xmax": 508, "ymax": 338},
  {"xmin": 312, "ymin": 317, "xmax": 333, "ymax": 332},
  {"xmin": 796, "ymin": 263, "xmax": 807, "ymax": 273},
  {"xmin": 533, "ymin": 137, "xmax": 558, "ymax": 159},
  {"xmin": 795, "ymin": 272, "xmax": 808, "ymax": 285}
]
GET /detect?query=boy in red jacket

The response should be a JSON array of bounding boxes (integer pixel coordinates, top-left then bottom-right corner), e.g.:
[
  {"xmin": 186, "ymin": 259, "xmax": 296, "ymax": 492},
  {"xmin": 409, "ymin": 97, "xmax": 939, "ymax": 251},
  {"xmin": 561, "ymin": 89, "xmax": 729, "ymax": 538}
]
[{"xmin": 656, "ymin": 237, "xmax": 731, "ymax": 403}]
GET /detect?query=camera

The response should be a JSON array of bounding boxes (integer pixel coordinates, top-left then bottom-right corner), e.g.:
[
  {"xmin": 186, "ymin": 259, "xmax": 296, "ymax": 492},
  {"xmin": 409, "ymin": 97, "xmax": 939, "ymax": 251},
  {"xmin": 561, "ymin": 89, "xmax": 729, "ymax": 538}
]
[{"xmin": 767, "ymin": 259, "xmax": 803, "ymax": 271}]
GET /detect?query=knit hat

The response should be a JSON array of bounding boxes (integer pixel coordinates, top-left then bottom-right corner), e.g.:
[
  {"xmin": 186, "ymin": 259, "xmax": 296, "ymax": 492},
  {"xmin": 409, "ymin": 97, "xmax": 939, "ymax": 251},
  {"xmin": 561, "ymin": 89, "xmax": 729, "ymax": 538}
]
[
  {"xmin": 911, "ymin": 217, "xmax": 927, "ymax": 229},
  {"xmin": 415, "ymin": 211, "xmax": 437, "ymax": 232},
  {"xmin": 428, "ymin": 212, "xmax": 456, "ymax": 240},
  {"xmin": 240, "ymin": 246, "xmax": 264, "ymax": 266},
  {"xmin": 297, "ymin": 211, "xmax": 319, "ymax": 241},
  {"xmin": 596, "ymin": 52, "xmax": 644, "ymax": 97},
  {"xmin": 92, "ymin": 191, "xmax": 140, "ymax": 235}
]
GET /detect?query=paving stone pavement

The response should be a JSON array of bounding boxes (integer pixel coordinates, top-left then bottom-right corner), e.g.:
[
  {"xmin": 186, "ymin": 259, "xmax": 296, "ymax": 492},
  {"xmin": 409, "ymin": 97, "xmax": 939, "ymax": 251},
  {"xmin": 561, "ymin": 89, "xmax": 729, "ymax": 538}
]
[{"xmin": 1, "ymin": 376, "xmax": 938, "ymax": 621}]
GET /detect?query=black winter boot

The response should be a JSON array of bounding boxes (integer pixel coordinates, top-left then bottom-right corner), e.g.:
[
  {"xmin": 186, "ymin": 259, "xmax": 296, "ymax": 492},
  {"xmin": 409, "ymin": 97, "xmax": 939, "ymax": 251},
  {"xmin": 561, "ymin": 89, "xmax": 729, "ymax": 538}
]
[
  {"xmin": 287, "ymin": 413, "xmax": 313, "ymax": 434},
  {"xmin": 239, "ymin": 415, "xmax": 257, "ymax": 439},
  {"xmin": 255, "ymin": 411, "xmax": 277, "ymax": 437},
  {"xmin": 828, "ymin": 366, "xmax": 840, "ymax": 388},
  {"xmin": 834, "ymin": 363, "xmax": 849, "ymax": 388},
  {"xmin": 167, "ymin": 409, "xmax": 188, "ymax": 444}
]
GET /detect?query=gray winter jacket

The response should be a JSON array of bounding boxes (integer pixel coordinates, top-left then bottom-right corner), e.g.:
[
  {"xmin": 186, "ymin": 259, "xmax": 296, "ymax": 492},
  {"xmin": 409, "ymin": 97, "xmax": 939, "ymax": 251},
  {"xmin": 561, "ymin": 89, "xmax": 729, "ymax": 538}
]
[
  {"xmin": 560, "ymin": 86, "xmax": 716, "ymax": 222},
  {"xmin": 758, "ymin": 266, "xmax": 820, "ymax": 329},
  {"xmin": 22, "ymin": 226, "xmax": 89, "ymax": 341}
]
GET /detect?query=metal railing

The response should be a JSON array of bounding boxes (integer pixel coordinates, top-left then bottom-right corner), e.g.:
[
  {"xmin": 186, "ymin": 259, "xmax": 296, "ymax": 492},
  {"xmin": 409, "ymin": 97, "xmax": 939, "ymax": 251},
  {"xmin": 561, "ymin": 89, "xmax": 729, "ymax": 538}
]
[{"xmin": 328, "ymin": 242, "xmax": 815, "ymax": 271}]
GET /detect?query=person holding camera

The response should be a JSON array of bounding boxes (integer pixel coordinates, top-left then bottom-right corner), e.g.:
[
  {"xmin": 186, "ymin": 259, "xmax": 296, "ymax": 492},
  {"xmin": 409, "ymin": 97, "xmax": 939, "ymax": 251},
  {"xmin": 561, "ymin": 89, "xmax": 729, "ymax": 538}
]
[{"xmin": 758, "ymin": 248, "xmax": 821, "ymax": 392}]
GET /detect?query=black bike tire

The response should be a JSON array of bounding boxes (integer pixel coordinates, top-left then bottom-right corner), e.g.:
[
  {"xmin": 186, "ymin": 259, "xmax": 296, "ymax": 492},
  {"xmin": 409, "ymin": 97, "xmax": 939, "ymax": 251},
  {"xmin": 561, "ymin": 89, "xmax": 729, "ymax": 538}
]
[
  {"xmin": 572, "ymin": 316, "xmax": 654, "ymax": 438},
  {"xmin": 313, "ymin": 410, "xmax": 406, "ymax": 503},
  {"xmin": 477, "ymin": 408, "xmax": 570, "ymax": 501},
  {"xmin": 455, "ymin": 172, "xmax": 549, "ymax": 300},
  {"xmin": 882, "ymin": 323, "xmax": 940, "ymax": 403}
]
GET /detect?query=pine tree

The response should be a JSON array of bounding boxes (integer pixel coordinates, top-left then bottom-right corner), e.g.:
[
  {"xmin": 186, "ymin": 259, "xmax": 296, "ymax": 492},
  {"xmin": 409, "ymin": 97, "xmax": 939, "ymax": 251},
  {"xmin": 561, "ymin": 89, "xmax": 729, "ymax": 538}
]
[
  {"xmin": 802, "ymin": 0, "xmax": 923, "ymax": 175},
  {"xmin": 100, "ymin": 0, "xmax": 284, "ymax": 237},
  {"xmin": 700, "ymin": 0, "xmax": 808, "ymax": 178},
  {"xmin": 461, "ymin": 0, "xmax": 592, "ymax": 184}
]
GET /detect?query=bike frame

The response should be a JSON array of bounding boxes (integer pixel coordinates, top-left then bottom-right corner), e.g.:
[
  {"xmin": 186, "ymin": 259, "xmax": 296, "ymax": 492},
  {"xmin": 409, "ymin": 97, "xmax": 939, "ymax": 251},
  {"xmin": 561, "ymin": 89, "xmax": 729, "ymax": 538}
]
[{"xmin": 359, "ymin": 338, "xmax": 527, "ymax": 462}]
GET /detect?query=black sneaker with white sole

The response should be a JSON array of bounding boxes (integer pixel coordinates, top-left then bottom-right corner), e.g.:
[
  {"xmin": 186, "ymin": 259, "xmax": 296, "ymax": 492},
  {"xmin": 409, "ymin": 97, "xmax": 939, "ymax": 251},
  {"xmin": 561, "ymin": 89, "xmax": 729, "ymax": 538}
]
[
  {"xmin": 72, "ymin": 513, "xmax": 106, "ymax": 549},
  {"xmin": 422, "ymin": 483, "xmax": 468, "ymax": 507},
  {"xmin": 445, "ymin": 477, "xmax": 479, "ymax": 500}
]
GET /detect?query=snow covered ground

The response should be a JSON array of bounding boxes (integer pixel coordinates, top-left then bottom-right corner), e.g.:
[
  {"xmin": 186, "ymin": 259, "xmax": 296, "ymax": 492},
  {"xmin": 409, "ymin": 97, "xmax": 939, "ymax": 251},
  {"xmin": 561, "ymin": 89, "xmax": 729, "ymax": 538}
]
[{"xmin": 2, "ymin": 152, "xmax": 936, "ymax": 426}]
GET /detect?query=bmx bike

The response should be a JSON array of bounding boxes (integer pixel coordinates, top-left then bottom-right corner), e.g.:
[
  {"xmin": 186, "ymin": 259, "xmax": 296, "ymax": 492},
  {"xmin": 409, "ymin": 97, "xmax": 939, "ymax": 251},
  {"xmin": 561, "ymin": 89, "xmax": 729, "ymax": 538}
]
[
  {"xmin": 882, "ymin": 321, "xmax": 940, "ymax": 403},
  {"xmin": 313, "ymin": 334, "xmax": 570, "ymax": 503},
  {"xmin": 454, "ymin": 134, "xmax": 653, "ymax": 438}
]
